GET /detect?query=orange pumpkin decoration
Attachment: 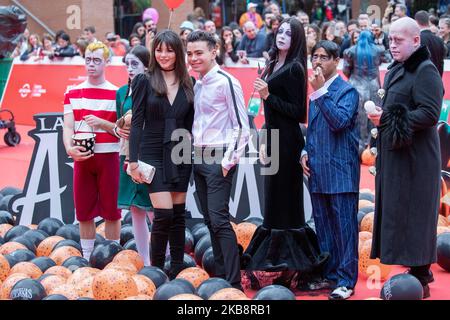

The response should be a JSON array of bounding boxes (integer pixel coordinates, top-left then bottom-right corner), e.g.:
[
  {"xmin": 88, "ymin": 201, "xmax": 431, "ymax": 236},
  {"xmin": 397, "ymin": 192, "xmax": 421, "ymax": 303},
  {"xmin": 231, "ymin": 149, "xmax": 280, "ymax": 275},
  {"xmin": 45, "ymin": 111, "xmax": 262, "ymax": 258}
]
[
  {"xmin": 49, "ymin": 284, "xmax": 80, "ymax": 300},
  {"xmin": 92, "ymin": 269, "xmax": 138, "ymax": 300},
  {"xmin": 209, "ymin": 288, "xmax": 248, "ymax": 300},
  {"xmin": 0, "ymin": 224, "xmax": 13, "ymax": 238},
  {"xmin": 0, "ymin": 242, "xmax": 27, "ymax": 255},
  {"xmin": 44, "ymin": 266, "xmax": 72, "ymax": 280},
  {"xmin": 66, "ymin": 267, "xmax": 100, "ymax": 287},
  {"xmin": 236, "ymin": 222, "xmax": 257, "ymax": 251},
  {"xmin": 112, "ymin": 250, "xmax": 144, "ymax": 272},
  {"xmin": 169, "ymin": 294, "xmax": 203, "ymax": 300},
  {"xmin": 9, "ymin": 262, "xmax": 42, "ymax": 279},
  {"xmin": 0, "ymin": 273, "xmax": 29, "ymax": 300},
  {"xmin": 360, "ymin": 212, "xmax": 375, "ymax": 233},
  {"xmin": 132, "ymin": 274, "xmax": 156, "ymax": 298},
  {"xmin": 0, "ymin": 255, "xmax": 11, "ymax": 282},
  {"xmin": 49, "ymin": 246, "xmax": 82, "ymax": 265},
  {"xmin": 176, "ymin": 267, "xmax": 210, "ymax": 289},
  {"xmin": 358, "ymin": 241, "xmax": 391, "ymax": 281},
  {"xmin": 40, "ymin": 274, "xmax": 66, "ymax": 294},
  {"xmin": 36, "ymin": 236, "xmax": 65, "ymax": 257}
]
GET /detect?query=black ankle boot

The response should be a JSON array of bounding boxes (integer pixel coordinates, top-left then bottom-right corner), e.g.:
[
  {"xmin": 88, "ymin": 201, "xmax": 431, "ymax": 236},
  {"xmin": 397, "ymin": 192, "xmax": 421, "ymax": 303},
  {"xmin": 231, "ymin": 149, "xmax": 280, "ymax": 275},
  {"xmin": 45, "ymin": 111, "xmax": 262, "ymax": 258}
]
[
  {"xmin": 151, "ymin": 208, "xmax": 173, "ymax": 270},
  {"xmin": 168, "ymin": 204, "xmax": 186, "ymax": 279}
]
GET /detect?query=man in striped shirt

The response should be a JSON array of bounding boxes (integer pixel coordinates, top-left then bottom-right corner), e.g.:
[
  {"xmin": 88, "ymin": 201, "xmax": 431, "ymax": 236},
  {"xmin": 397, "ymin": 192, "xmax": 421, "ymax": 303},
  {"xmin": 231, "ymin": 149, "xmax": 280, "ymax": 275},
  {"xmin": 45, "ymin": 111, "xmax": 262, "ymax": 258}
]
[{"xmin": 63, "ymin": 42, "xmax": 121, "ymax": 261}]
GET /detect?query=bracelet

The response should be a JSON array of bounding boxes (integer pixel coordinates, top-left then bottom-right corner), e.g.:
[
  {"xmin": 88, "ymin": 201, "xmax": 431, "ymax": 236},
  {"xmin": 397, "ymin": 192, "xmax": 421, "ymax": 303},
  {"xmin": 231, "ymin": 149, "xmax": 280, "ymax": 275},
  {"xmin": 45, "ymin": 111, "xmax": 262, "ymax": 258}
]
[{"xmin": 113, "ymin": 125, "xmax": 121, "ymax": 138}]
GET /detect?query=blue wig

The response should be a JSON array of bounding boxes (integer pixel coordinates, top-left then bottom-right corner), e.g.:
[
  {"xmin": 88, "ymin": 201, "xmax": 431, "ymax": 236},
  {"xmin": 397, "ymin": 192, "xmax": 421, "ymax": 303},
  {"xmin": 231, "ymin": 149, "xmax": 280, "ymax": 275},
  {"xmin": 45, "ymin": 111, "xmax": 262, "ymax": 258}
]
[{"xmin": 356, "ymin": 30, "xmax": 376, "ymax": 76}]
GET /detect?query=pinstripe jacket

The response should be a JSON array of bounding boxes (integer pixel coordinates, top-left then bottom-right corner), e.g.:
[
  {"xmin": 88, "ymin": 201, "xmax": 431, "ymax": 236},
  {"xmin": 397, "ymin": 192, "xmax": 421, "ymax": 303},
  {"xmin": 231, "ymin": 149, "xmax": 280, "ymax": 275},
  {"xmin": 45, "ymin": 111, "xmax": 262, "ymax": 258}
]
[{"xmin": 304, "ymin": 75, "xmax": 360, "ymax": 194}]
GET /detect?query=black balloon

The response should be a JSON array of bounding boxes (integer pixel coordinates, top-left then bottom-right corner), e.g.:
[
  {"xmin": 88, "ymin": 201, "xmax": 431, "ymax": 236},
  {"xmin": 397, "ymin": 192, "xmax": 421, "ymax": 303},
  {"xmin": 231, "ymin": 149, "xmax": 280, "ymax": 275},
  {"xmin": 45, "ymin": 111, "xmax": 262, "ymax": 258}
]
[
  {"xmin": 120, "ymin": 225, "xmax": 134, "ymax": 246},
  {"xmin": 43, "ymin": 294, "xmax": 69, "ymax": 300},
  {"xmin": 31, "ymin": 257, "xmax": 56, "ymax": 273},
  {"xmin": 123, "ymin": 239, "xmax": 138, "ymax": 252},
  {"xmin": 253, "ymin": 285, "xmax": 296, "ymax": 300},
  {"xmin": 123, "ymin": 211, "xmax": 133, "ymax": 225},
  {"xmin": 11, "ymin": 236, "xmax": 36, "ymax": 253},
  {"xmin": 357, "ymin": 211, "xmax": 367, "ymax": 227},
  {"xmin": 0, "ymin": 195, "xmax": 13, "ymax": 211},
  {"xmin": 194, "ymin": 234, "xmax": 212, "ymax": 266},
  {"xmin": 191, "ymin": 222, "xmax": 206, "ymax": 234},
  {"xmin": 62, "ymin": 256, "xmax": 89, "ymax": 271},
  {"xmin": 10, "ymin": 279, "xmax": 47, "ymax": 300},
  {"xmin": 22, "ymin": 230, "xmax": 47, "ymax": 248},
  {"xmin": 202, "ymin": 247, "xmax": 217, "ymax": 277},
  {"xmin": 0, "ymin": 210, "xmax": 14, "ymax": 225},
  {"xmin": 164, "ymin": 253, "xmax": 196, "ymax": 276},
  {"xmin": 9, "ymin": 249, "xmax": 36, "ymax": 263},
  {"xmin": 359, "ymin": 192, "xmax": 375, "ymax": 202},
  {"xmin": 437, "ymin": 232, "xmax": 450, "ymax": 272},
  {"xmin": 380, "ymin": 274, "xmax": 424, "ymax": 300},
  {"xmin": 184, "ymin": 229, "xmax": 194, "ymax": 254},
  {"xmin": 37, "ymin": 218, "xmax": 64, "ymax": 236},
  {"xmin": 197, "ymin": 278, "xmax": 232, "ymax": 300},
  {"xmin": 89, "ymin": 240, "xmax": 123, "ymax": 269},
  {"xmin": 95, "ymin": 233, "xmax": 105, "ymax": 246},
  {"xmin": 77, "ymin": 297, "xmax": 94, "ymax": 300},
  {"xmin": 56, "ymin": 224, "xmax": 80, "ymax": 243},
  {"xmin": 4, "ymin": 225, "xmax": 30, "ymax": 242},
  {"xmin": 153, "ymin": 279, "xmax": 196, "ymax": 300},
  {"xmin": 53, "ymin": 239, "xmax": 82, "ymax": 253},
  {"xmin": 0, "ymin": 236, "xmax": 3, "ymax": 245},
  {"xmin": 4, "ymin": 254, "xmax": 18, "ymax": 267},
  {"xmin": 192, "ymin": 225, "xmax": 210, "ymax": 246},
  {"xmin": 138, "ymin": 266, "xmax": 169, "ymax": 288},
  {"xmin": 360, "ymin": 206, "xmax": 375, "ymax": 214},
  {"xmin": 0, "ymin": 186, "xmax": 22, "ymax": 196}
]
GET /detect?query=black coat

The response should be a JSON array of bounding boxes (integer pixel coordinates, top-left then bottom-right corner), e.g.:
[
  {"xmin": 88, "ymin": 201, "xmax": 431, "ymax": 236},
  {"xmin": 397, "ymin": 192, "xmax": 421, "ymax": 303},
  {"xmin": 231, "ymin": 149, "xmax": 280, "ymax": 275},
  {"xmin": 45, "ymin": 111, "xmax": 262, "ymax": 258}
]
[
  {"xmin": 262, "ymin": 61, "xmax": 307, "ymax": 229},
  {"xmin": 370, "ymin": 45, "xmax": 443, "ymax": 266},
  {"xmin": 420, "ymin": 29, "xmax": 446, "ymax": 76}
]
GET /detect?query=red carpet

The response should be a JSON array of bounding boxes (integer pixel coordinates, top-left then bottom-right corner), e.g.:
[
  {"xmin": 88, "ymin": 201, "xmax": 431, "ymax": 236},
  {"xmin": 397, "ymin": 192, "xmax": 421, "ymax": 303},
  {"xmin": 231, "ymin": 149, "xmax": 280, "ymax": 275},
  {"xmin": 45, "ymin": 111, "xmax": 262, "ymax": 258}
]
[{"xmin": 0, "ymin": 125, "xmax": 449, "ymax": 300}]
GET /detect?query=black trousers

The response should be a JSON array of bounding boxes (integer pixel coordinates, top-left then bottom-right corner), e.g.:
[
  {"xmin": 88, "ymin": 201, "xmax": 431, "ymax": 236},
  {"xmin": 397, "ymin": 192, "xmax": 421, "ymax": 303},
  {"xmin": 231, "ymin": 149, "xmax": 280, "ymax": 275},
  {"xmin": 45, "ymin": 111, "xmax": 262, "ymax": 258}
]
[{"xmin": 193, "ymin": 150, "xmax": 241, "ymax": 288}]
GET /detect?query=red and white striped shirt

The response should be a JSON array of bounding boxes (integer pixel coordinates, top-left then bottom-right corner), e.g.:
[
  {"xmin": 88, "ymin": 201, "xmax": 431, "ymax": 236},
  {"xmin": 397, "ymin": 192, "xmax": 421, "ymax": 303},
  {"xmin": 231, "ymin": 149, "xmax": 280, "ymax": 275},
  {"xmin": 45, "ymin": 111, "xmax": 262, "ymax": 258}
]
[{"xmin": 64, "ymin": 80, "xmax": 119, "ymax": 153}]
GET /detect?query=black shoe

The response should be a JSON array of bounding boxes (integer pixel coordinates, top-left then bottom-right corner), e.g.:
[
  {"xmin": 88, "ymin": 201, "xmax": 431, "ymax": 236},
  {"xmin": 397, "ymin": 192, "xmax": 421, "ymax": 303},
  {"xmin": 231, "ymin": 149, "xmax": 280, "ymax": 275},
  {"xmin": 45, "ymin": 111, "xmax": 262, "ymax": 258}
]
[
  {"xmin": 306, "ymin": 278, "xmax": 336, "ymax": 291},
  {"xmin": 405, "ymin": 269, "xmax": 435, "ymax": 284},
  {"xmin": 261, "ymin": 262, "xmax": 289, "ymax": 272},
  {"xmin": 422, "ymin": 284, "xmax": 430, "ymax": 299}
]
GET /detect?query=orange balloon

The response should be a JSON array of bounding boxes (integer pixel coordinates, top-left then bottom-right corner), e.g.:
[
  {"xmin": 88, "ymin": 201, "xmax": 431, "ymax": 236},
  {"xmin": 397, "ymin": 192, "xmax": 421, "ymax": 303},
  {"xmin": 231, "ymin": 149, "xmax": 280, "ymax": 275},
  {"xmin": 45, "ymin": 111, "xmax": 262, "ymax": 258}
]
[
  {"xmin": 236, "ymin": 222, "xmax": 257, "ymax": 251},
  {"xmin": 0, "ymin": 255, "xmax": 11, "ymax": 282},
  {"xmin": 124, "ymin": 294, "xmax": 153, "ymax": 300},
  {"xmin": 360, "ymin": 212, "xmax": 375, "ymax": 233},
  {"xmin": 359, "ymin": 199, "xmax": 374, "ymax": 210},
  {"xmin": 36, "ymin": 236, "xmax": 65, "ymax": 257},
  {"xmin": 66, "ymin": 267, "xmax": 100, "ymax": 287},
  {"xmin": 209, "ymin": 288, "xmax": 248, "ymax": 300},
  {"xmin": 104, "ymin": 262, "xmax": 138, "ymax": 275},
  {"xmin": 358, "ymin": 242, "xmax": 391, "ymax": 281},
  {"xmin": 0, "ymin": 224, "xmax": 13, "ymax": 238},
  {"xmin": 49, "ymin": 284, "xmax": 80, "ymax": 300},
  {"xmin": 44, "ymin": 266, "xmax": 73, "ymax": 280},
  {"xmin": 112, "ymin": 250, "xmax": 144, "ymax": 271},
  {"xmin": 0, "ymin": 242, "xmax": 27, "ymax": 255},
  {"xmin": 40, "ymin": 275, "xmax": 66, "ymax": 294},
  {"xmin": 9, "ymin": 262, "xmax": 42, "ymax": 279},
  {"xmin": 49, "ymin": 246, "xmax": 82, "ymax": 265},
  {"xmin": 92, "ymin": 269, "xmax": 138, "ymax": 300},
  {"xmin": 0, "ymin": 273, "xmax": 29, "ymax": 300},
  {"xmin": 176, "ymin": 267, "xmax": 210, "ymax": 289},
  {"xmin": 74, "ymin": 277, "xmax": 95, "ymax": 299},
  {"xmin": 27, "ymin": 224, "xmax": 38, "ymax": 230},
  {"xmin": 169, "ymin": 294, "xmax": 203, "ymax": 300},
  {"xmin": 361, "ymin": 149, "xmax": 376, "ymax": 166},
  {"xmin": 132, "ymin": 274, "xmax": 156, "ymax": 298}
]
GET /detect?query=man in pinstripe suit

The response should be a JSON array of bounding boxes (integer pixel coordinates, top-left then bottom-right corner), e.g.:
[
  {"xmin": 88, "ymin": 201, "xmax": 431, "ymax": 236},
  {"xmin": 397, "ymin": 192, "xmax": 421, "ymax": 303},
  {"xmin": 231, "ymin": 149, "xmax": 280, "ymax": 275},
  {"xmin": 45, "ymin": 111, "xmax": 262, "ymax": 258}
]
[{"xmin": 301, "ymin": 41, "xmax": 360, "ymax": 300}]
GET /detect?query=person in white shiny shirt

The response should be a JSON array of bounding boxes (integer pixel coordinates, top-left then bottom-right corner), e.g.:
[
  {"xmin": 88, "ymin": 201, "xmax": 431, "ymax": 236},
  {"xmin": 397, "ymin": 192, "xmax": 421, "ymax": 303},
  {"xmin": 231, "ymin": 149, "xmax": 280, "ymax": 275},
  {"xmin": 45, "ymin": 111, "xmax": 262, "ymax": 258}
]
[{"xmin": 186, "ymin": 30, "xmax": 250, "ymax": 289}]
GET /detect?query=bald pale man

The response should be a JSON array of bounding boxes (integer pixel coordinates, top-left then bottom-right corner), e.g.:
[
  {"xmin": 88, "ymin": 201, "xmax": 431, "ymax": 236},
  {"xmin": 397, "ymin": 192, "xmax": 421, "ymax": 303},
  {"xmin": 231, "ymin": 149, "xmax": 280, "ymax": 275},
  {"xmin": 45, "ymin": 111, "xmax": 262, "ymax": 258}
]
[{"xmin": 368, "ymin": 17, "xmax": 443, "ymax": 299}]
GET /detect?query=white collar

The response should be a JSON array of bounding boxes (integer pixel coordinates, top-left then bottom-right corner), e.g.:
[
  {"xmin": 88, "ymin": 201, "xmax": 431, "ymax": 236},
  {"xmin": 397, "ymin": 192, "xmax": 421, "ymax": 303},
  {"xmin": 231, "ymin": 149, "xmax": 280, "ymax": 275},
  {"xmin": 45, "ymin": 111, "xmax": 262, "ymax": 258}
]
[
  {"xmin": 323, "ymin": 73, "xmax": 339, "ymax": 90},
  {"xmin": 199, "ymin": 64, "xmax": 220, "ymax": 83}
]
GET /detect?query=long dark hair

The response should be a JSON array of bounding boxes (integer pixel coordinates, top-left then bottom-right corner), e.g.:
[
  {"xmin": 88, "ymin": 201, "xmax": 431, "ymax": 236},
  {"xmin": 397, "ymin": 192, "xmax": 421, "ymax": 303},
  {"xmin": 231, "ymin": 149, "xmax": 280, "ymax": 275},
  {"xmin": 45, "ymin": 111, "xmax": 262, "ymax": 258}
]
[
  {"xmin": 149, "ymin": 30, "xmax": 194, "ymax": 104},
  {"xmin": 263, "ymin": 17, "xmax": 307, "ymax": 120},
  {"xmin": 219, "ymin": 26, "xmax": 236, "ymax": 64},
  {"xmin": 120, "ymin": 45, "xmax": 150, "ymax": 117}
]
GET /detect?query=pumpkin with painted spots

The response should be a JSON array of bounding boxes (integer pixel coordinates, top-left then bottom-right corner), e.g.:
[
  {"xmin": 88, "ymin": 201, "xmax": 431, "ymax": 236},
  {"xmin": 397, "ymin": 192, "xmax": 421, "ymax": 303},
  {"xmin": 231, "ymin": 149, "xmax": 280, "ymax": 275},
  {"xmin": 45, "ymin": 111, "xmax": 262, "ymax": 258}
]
[
  {"xmin": 49, "ymin": 246, "xmax": 82, "ymax": 265},
  {"xmin": 36, "ymin": 236, "xmax": 65, "ymax": 257},
  {"xmin": 176, "ymin": 267, "xmax": 210, "ymax": 288},
  {"xmin": 92, "ymin": 269, "xmax": 138, "ymax": 300}
]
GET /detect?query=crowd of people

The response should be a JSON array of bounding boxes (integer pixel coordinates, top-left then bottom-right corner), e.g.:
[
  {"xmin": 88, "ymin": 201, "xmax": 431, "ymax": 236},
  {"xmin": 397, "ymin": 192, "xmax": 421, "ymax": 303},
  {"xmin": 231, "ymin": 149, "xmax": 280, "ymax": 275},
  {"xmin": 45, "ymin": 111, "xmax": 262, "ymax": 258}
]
[{"xmin": 13, "ymin": 0, "xmax": 444, "ymax": 301}]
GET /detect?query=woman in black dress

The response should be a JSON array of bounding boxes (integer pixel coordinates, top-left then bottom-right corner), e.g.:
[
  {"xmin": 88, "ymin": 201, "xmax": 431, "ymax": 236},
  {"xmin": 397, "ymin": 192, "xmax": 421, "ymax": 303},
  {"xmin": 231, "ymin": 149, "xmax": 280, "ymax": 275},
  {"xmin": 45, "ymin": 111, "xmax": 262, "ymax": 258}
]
[
  {"xmin": 128, "ymin": 30, "xmax": 194, "ymax": 279},
  {"xmin": 243, "ymin": 17, "xmax": 328, "ymax": 288}
]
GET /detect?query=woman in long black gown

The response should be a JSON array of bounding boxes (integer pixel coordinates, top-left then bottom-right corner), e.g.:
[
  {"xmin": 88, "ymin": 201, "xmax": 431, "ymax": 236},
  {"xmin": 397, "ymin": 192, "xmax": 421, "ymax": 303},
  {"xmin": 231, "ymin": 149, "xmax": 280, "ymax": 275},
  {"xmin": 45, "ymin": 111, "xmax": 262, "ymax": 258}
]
[
  {"xmin": 243, "ymin": 17, "xmax": 328, "ymax": 289},
  {"xmin": 128, "ymin": 30, "xmax": 194, "ymax": 279}
]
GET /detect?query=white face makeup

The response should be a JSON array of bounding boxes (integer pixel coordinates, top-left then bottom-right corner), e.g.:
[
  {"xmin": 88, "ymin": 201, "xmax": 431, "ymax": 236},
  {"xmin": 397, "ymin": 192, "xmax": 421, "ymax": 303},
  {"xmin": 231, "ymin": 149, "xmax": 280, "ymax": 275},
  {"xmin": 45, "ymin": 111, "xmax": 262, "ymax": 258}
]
[
  {"xmin": 125, "ymin": 53, "xmax": 146, "ymax": 81},
  {"xmin": 276, "ymin": 23, "xmax": 292, "ymax": 52}
]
